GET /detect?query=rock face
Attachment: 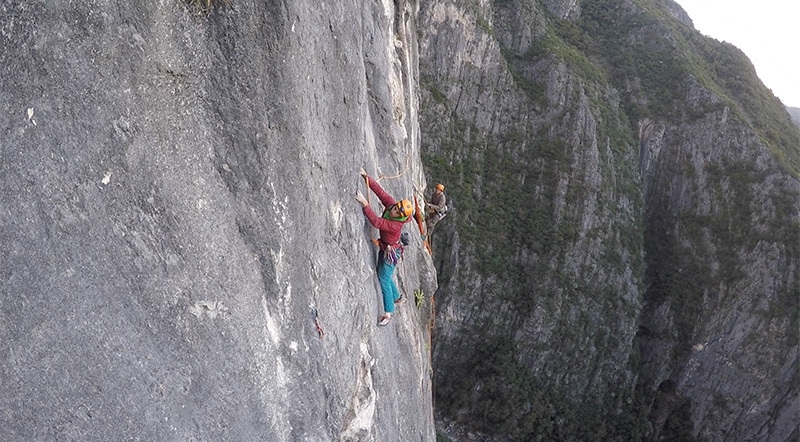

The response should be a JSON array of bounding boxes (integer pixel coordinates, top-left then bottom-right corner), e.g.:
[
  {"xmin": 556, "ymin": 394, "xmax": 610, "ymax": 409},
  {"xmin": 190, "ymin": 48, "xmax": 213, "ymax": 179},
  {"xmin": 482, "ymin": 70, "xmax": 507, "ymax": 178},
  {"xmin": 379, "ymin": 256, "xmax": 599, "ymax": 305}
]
[
  {"xmin": 0, "ymin": 1, "xmax": 436, "ymax": 441},
  {"xmin": 419, "ymin": 0, "xmax": 798, "ymax": 441}
]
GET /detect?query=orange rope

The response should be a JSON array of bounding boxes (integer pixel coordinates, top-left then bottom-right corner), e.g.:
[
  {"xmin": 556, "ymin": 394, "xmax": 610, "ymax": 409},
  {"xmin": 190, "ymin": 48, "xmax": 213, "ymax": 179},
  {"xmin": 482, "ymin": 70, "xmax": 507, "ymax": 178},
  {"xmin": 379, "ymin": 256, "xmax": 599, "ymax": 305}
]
[
  {"xmin": 413, "ymin": 194, "xmax": 431, "ymax": 254},
  {"xmin": 376, "ymin": 155, "xmax": 411, "ymax": 181}
]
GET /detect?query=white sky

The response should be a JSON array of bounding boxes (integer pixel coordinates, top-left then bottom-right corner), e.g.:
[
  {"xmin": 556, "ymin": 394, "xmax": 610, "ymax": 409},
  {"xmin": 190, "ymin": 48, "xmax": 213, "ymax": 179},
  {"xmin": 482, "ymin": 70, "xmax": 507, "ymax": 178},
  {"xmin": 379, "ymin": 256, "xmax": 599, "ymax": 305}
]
[{"xmin": 675, "ymin": 0, "xmax": 799, "ymax": 108}]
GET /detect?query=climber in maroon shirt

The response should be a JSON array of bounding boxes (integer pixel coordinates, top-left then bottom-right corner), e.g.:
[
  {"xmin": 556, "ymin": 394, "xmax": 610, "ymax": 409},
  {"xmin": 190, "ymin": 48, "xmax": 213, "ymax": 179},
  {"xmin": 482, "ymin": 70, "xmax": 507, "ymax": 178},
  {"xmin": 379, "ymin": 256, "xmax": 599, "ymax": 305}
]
[{"xmin": 355, "ymin": 168, "xmax": 413, "ymax": 326}]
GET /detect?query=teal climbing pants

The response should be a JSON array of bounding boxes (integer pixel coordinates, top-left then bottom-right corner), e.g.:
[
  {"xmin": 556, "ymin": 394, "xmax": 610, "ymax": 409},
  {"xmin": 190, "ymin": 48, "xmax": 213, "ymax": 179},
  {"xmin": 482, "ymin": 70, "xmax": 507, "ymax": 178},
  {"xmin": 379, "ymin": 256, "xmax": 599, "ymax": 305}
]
[{"xmin": 377, "ymin": 250, "xmax": 400, "ymax": 313}]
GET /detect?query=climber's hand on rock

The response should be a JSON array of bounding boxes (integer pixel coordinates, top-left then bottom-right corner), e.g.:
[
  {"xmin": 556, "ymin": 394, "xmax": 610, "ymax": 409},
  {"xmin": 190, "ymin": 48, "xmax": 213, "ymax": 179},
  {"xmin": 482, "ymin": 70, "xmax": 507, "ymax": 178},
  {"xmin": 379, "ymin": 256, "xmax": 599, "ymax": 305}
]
[{"xmin": 355, "ymin": 191, "xmax": 368, "ymax": 206}]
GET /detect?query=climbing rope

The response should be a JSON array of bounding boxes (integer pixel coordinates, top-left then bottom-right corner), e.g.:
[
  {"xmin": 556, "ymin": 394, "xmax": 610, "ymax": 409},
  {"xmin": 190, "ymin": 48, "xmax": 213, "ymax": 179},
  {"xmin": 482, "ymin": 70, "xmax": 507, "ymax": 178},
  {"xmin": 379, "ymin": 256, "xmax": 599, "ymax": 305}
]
[
  {"xmin": 362, "ymin": 154, "xmax": 413, "ymax": 209},
  {"xmin": 376, "ymin": 155, "xmax": 411, "ymax": 182},
  {"xmin": 413, "ymin": 193, "xmax": 431, "ymax": 254}
]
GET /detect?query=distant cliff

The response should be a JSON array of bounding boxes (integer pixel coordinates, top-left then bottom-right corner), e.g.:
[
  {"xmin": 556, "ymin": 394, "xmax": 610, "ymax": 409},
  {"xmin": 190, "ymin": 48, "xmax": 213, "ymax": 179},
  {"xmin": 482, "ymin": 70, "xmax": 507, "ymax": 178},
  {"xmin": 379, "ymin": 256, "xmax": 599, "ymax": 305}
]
[
  {"xmin": 789, "ymin": 107, "xmax": 800, "ymax": 127},
  {"xmin": 419, "ymin": 0, "xmax": 799, "ymax": 441},
  {"xmin": 0, "ymin": 1, "xmax": 436, "ymax": 440}
]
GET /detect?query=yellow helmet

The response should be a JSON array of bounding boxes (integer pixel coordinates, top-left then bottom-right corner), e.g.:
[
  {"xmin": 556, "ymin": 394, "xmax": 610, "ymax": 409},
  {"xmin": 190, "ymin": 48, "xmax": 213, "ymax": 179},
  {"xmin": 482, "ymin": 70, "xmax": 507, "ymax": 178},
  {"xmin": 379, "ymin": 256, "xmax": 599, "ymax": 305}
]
[
  {"xmin": 396, "ymin": 199, "xmax": 414, "ymax": 217},
  {"xmin": 435, "ymin": 183, "xmax": 445, "ymax": 192}
]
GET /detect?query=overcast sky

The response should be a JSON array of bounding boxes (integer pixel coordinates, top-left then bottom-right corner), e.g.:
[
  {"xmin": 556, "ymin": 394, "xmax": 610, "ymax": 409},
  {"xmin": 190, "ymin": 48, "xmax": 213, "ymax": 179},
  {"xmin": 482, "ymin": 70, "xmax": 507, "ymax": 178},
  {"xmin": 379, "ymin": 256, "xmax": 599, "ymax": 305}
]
[{"xmin": 675, "ymin": 0, "xmax": 799, "ymax": 108}]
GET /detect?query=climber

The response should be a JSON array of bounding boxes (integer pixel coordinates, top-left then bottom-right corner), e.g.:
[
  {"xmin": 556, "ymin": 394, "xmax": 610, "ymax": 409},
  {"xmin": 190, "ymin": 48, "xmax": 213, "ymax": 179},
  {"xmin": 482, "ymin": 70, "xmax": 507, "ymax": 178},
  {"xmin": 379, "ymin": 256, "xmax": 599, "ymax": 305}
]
[
  {"xmin": 355, "ymin": 168, "xmax": 413, "ymax": 326},
  {"xmin": 426, "ymin": 183, "xmax": 447, "ymax": 231}
]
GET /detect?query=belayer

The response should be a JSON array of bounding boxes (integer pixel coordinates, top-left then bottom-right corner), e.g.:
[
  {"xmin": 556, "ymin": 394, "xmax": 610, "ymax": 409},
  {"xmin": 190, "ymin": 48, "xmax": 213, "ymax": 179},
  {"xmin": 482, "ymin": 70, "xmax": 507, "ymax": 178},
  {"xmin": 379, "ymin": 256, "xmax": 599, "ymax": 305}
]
[
  {"xmin": 426, "ymin": 183, "xmax": 447, "ymax": 231},
  {"xmin": 355, "ymin": 168, "xmax": 413, "ymax": 326}
]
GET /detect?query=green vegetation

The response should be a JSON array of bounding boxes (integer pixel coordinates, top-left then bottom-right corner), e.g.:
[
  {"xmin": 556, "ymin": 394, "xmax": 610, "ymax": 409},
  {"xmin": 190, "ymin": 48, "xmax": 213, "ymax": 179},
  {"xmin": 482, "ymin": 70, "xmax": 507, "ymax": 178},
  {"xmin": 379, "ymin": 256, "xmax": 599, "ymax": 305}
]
[
  {"xmin": 578, "ymin": 0, "xmax": 800, "ymax": 175},
  {"xmin": 435, "ymin": 430, "xmax": 454, "ymax": 442},
  {"xmin": 434, "ymin": 335, "xmax": 646, "ymax": 441},
  {"xmin": 422, "ymin": 85, "xmax": 644, "ymax": 442},
  {"xmin": 414, "ymin": 289, "xmax": 425, "ymax": 308},
  {"xmin": 570, "ymin": 0, "xmax": 799, "ymax": 386},
  {"xmin": 694, "ymin": 39, "xmax": 800, "ymax": 176}
]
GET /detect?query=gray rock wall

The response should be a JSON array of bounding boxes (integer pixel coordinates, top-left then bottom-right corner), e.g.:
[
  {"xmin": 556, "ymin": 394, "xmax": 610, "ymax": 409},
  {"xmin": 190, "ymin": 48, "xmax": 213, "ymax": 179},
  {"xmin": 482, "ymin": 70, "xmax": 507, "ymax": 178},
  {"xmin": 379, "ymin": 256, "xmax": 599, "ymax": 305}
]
[{"xmin": 0, "ymin": 1, "xmax": 436, "ymax": 441}]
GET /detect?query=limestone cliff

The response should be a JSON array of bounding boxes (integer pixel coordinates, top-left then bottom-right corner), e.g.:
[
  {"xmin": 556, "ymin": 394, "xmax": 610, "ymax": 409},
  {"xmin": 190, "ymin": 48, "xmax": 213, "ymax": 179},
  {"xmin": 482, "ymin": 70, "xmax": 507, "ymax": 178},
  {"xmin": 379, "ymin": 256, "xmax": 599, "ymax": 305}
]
[
  {"xmin": 419, "ymin": 0, "xmax": 798, "ymax": 441},
  {"xmin": 0, "ymin": 1, "xmax": 436, "ymax": 440}
]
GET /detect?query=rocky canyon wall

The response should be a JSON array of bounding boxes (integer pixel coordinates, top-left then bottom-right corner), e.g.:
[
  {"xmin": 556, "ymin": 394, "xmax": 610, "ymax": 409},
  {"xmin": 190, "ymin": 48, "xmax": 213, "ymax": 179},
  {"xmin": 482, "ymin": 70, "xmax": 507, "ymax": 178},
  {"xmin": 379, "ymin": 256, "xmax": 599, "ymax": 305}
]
[{"xmin": 419, "ymin": 0, "xmax": 798, "ymax": 440}]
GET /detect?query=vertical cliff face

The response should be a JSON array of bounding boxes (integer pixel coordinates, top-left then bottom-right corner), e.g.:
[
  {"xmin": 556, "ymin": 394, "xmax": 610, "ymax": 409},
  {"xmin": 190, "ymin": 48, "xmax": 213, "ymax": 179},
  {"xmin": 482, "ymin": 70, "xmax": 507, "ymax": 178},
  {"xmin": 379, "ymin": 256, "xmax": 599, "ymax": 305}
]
[
  {"xmin": 638, "ymin": 110, "xmax": 799, "ymax": 442},
  {"xmin": 583, "ymin": 0, "xmax": 799, "ymax": 439},
  {"xmin": 636, "ymin": 59, "xmax": 799, "ymax": 442},
  {"xmin": 419, "ymin": 0, "xmax": 798, "ymax": 440},
  {"xmin": 0, "ymin": 1, "xmax": 437, "ymax": 440},
  {"xmin": 420, "ymin": 0, "xmax": 644, "ymax": 439}
]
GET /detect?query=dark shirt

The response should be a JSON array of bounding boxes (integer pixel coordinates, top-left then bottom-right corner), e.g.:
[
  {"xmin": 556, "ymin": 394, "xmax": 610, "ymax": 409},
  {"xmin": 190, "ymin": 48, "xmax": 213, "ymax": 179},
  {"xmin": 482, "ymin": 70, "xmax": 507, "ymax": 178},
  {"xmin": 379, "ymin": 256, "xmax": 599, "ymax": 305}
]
[{"xmin": 429, "ymin": 192, "xmax": 446, "ymax": 212}]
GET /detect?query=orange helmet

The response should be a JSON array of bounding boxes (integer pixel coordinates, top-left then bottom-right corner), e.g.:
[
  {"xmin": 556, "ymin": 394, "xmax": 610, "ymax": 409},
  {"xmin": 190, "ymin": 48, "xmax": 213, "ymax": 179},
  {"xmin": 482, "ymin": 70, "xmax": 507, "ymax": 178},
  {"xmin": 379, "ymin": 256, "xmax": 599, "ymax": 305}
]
[
  {"xmin": 396, "ymin": 199, "xmax": 414, "ymax": 217},
  {"xmin": 435, "ymin": 183, "xmax": 445, "ymax": 192}
]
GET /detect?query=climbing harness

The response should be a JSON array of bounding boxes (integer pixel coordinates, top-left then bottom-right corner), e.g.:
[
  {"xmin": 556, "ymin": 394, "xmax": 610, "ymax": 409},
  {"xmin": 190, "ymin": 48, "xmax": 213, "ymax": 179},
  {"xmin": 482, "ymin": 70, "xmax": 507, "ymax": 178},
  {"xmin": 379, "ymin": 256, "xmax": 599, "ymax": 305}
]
[{"xmin": 382, "ymin": 241, "xmax": 405, "ymax": 265}]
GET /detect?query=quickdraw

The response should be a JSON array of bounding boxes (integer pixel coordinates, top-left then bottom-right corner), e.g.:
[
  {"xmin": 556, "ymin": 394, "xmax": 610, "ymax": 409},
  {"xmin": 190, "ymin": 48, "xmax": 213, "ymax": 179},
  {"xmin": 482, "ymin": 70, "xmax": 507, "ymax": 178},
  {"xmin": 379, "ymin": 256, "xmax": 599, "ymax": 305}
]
[{"xmin": 384, "ymin": 242, "xmax": 404, "ymax": 265}]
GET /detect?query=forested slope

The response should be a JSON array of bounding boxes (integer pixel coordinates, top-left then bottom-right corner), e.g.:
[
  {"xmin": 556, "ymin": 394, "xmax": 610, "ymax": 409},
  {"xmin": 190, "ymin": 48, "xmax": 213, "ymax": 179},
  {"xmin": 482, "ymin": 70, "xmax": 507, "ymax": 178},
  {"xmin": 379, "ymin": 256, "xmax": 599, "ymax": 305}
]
[{"xmin": 419, "ymin": 0, "xmax": 799, "ymax": 440}]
